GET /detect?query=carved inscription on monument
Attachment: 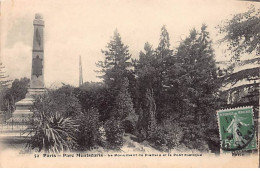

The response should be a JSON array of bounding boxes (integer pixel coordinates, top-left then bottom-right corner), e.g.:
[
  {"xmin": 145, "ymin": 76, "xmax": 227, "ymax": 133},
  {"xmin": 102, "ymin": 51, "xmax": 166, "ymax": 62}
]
[{"xmin": 32, "ymin": 56, "xmax": 43, "ymax": 77}]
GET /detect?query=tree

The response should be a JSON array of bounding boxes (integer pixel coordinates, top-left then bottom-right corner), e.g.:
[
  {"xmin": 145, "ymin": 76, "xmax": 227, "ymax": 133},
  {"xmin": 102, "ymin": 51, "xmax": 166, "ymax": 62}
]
[
  {"xmin": 218, "ymin": 5, "xmax": 260, "ymax": 60},
  {"xmin": 154, "ymin": 25, "xmax": 174, "ymax": 121},
  {"xmin": 218, "ymin": 5, "xmax": 259, "ymax": 130},
  {"xmin": 113, "ymin": 77, "xmax": 137, "ymax": 132},
  {"xmin": 135, "ymin": 42, "xmax": 157, "ymax": 110},
  {"xmin": 2, "ymin": 77, "xmax": 30, "ymax": 112},
  {"xmin": 97, "ymin": 30, "xmax": 133, "ymax": 91},
  {"xmin": 0, "ymin": 62, "xmax": 12, "ymax": 111},
  {"xmin": 174, "ymin": 25, "xmax": 220, "ymax": 151},
  {"xmin": 136, "ymin": 89, "xmax": 156, "ymax": 140},
  {"xmin": 9, "ymin": 77, "xmax": 29, "ymax": 101},
  {"xmin": 145, "ymin": 89, "xmax": 157, "ymax": 139},
  {"xmin": 97, "ymin": 30, "xmax": 138, "ymax": 115},
  {"xmin": 0, "ymin": 62, "xmax": 11, "ymax": 92},
  {"xmin": 48, "ymin": 85, "xmax": 82, "ymax": 118},
  {"xmin": 156, "ymin": 25, "xmax": 172, "ymax": 60},
  {"xmin": 74, "ymin": 82, "xmax": 113, "ymax": 122}
]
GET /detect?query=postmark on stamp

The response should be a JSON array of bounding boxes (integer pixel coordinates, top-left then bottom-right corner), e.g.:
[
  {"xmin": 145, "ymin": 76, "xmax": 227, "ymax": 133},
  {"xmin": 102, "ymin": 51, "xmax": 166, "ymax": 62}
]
[{"xmin": 217, "ymin": 107, "xmax": 257, "ymax": 152}]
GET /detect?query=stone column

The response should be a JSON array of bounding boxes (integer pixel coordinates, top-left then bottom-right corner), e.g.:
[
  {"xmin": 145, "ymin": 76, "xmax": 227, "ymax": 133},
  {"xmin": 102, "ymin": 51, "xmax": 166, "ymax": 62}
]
[{"xmin": 28, "ymin": 13, "xmax": 45, "ymax": 95}]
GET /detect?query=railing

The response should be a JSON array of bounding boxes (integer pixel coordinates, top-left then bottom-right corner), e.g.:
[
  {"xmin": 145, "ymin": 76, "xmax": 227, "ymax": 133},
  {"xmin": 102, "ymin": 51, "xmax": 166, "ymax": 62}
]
[{"xmin": 0, "ymin": 112, "xmax": 30, "ymax": 137}]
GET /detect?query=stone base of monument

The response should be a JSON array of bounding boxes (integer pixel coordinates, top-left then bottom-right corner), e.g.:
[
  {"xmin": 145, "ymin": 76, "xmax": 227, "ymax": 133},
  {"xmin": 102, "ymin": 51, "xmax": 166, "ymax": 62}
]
[
  {"xmin": 4, "ymin": 88, "xmax": 45, "ymax": 136},
  {"xmin": 28, "ymin": 88, "xmax": 46, "ymax": 96},
  {"xmin": 6, "ymin": 88, "xmax": 46, "ymax": 124},
  {"xmin": 6, "ymin": 93, "xmax": 34, "ymax": 124}
]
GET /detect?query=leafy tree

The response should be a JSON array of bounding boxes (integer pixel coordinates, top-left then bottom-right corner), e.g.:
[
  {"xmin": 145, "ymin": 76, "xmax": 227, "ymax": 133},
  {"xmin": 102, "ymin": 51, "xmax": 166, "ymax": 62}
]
[
  {"xmin": 218, "ymin": 6, "xmax": 259, "ymax": 140},
  {"xmin": 74, "ymin": 82, "xmax": 114, "ymax": 122},
  {"xmin": 2, "ymin": 77, "xmax": 30, "ymax": 112},
  {"xmin": 9, "ymin": 77, "xmax": 30, "ymax": 101},
  {"xmin": 47, "ymin": 85, "xmax": 82, "ymax": 118},
  {"xmin": 218, "ymin": 5, "xmax": 260, "ymax": 60}
]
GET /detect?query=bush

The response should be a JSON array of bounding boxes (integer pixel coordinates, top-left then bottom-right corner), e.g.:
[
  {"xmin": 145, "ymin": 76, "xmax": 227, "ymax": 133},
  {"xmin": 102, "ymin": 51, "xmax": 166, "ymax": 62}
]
[
  {"xmin": 76, "ymin": 108, "xmax": 102, "ymax": 150},
  {"xmin": 152, "ymin": 126, "xmax": 166, "ymax": 148},
  {"xmin": 181, "ymin": 123, "xmax": 209, "ymax": 152},
  {"xmin": 104, "ymin": 118, "xmax": 124, "ymax": 150},
  {"xmin": 163, "ymin": 121, "xmax": 184, "ymax": 150},
  {"xmin": 137, "ymin": 128, "xmax": 147, "ymax": 142},
  {"xmin": 48, "ymin": 85, "xmax": 82, "ymax": 118},
  {"xmin": 122, "ymin": 120, "xmax": 135, "ymax": 134},
  {"xmin": 26, "ymin": 93, "xmax": 78, "ymax": 153},
  {"xmin": 148, "ymin": 121, "xmax": 184, "ymax": 151},
  {"xmin": 27, "ymin": 111, "xmax": 77, "ymax": 153}
]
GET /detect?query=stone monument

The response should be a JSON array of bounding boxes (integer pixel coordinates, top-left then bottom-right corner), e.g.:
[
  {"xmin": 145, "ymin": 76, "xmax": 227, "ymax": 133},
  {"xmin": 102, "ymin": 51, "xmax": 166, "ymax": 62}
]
[
  {"xmin": 29, "ymin": 13, "xmax": 45, "ymax": 95},
  {"xmin": 7, "ymin": 14, "xmax": 45, "ymax": 123}
]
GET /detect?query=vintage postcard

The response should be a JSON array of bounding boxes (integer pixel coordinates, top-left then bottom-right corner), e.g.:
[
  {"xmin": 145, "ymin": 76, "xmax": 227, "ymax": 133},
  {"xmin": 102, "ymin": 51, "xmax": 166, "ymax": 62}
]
[{"xmin": 0, "ymin": 0, "xmax": 259, "ymax": 168}]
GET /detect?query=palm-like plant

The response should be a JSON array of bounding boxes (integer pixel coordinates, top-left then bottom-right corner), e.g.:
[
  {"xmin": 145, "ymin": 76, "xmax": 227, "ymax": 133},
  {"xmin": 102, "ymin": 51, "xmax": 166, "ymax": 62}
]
[{"xmin": 26, "ymin": 95, "xmax": 78, "ymax": 153}]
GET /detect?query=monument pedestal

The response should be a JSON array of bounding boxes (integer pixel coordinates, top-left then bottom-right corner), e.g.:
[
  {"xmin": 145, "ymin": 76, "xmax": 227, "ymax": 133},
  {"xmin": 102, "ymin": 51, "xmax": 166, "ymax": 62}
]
[
  {"xmin": 6, "ymin": 88, "xmax": 46, "ymax": 123},
  {"xmin": 6, "ymin": 93, "xmax": 34, "ymax": 123},
  {"xmin": 28, "ymin": 88, "xmax": 46, "ymax": 96}
]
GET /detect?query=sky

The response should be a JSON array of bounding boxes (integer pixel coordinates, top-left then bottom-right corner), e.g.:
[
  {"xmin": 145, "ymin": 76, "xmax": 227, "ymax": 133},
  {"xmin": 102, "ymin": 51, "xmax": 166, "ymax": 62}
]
[{"xmin": 0, "ymin": 0, "xmax": 259, "ymax": 87}]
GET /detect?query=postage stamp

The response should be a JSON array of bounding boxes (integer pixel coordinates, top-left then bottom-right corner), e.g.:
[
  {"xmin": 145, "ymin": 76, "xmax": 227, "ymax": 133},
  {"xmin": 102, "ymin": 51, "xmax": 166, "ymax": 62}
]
[{"xmin": 217, "ymin": 107, "xmax": 257, "ymax": 152}]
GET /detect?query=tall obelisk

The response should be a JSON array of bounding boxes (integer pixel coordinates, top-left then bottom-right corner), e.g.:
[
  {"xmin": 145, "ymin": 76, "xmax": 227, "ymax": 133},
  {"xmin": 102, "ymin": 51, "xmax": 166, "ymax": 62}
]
[
  {"xmin": 7, "ymin": 14, "xmax": 45, "ymax": 123},
  {"xmin": 28, "ymin": 13, "xmax": 45, "ymax": 95},
  {"xmin": 79, "ymin": 56, "xmax": 83, "ymax": 86}
]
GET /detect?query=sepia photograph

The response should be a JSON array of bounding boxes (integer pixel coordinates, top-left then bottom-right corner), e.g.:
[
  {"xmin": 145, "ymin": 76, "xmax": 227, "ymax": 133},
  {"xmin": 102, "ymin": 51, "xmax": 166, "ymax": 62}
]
[{"xmin": 0, "ymin": 0, "xmax": 259, "ymax": 168}]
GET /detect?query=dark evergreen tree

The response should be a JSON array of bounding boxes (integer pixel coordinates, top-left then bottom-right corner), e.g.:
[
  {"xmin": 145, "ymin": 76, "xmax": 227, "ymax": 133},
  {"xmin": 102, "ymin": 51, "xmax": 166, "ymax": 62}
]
[
  {"xmin": 112, "ymin": 77, "xmax": 137, "ymax": 133},
  {"xmin": 97, "ymin": 30, "xmax": 133, "ymax": 91},
  {"xmin": 97, "ymin": 30, "xmax": 138, "ymax": 115},
  {"xmin": 173, "ymin": 25, "xmax": 220, "ymax": 151},
  {"xmin": 136, "ymin": 89, "xmax": 157, "ymax": 139},
  {"xmin": 154, "ymin": 25, "xmax": 174, "ymax": 121},
  {"xmin": 135, "ymin": 42, "xmax": 157, "ymax": 111},
  {"xmin": 145, "ymin": 89, "xmax": 157, "ymax": 140}
]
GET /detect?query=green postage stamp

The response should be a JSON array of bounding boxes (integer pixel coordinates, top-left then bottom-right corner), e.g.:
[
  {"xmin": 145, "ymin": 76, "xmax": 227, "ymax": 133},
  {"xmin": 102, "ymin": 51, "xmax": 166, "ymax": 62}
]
[{"xmin": 217, "ymin": 107, "xmax": 257, "ymax": 152}]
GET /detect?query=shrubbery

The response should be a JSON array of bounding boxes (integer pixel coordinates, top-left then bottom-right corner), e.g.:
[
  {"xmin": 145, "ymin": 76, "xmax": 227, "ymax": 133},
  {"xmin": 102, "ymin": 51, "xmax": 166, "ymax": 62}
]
[
  {"xmin": 104, "ymin": 118, "xmax": 124, "ymax": 150},
  {"xmin": 27, "ymin": 94, "xmax": 78, "ymax": 153},
  {"xmin": 148, "ymin": 122, "xmax": 184, "ymax": 152},
  {"xmin": 76, "ymin": 108, "xmax": 102, "ymax": 150}
]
